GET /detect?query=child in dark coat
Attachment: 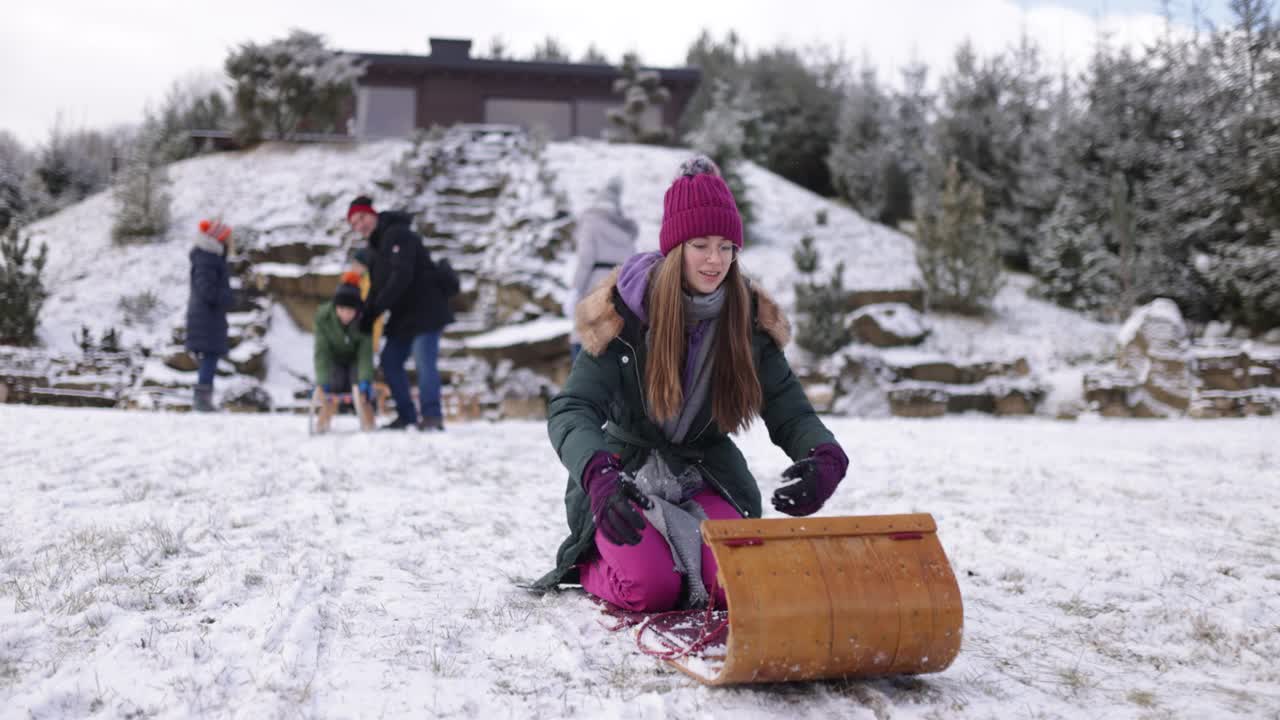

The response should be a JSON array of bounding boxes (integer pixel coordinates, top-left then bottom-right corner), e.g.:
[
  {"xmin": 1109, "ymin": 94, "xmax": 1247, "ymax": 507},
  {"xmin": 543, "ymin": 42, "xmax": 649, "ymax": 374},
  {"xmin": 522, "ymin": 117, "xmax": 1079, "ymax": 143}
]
[{"xmin": 186, "ymin": 219, "xmax": 235, "ymax": 412}]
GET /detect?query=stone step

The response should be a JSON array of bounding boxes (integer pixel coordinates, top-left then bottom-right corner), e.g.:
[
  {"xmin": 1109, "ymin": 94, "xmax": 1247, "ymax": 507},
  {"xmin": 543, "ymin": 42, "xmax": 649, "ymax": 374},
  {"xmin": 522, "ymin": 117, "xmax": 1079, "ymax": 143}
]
[{"xmin": 887, "ymin": 378, "xmax": 1045, "ymax": 418}]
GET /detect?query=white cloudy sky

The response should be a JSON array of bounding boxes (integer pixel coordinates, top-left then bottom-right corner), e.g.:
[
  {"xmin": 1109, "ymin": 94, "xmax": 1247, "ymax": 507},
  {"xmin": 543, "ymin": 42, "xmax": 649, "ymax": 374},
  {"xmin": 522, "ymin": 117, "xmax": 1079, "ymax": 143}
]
[{"xmin": 1, "ymin": 0, "xmax": 1232, "ymax": 146}]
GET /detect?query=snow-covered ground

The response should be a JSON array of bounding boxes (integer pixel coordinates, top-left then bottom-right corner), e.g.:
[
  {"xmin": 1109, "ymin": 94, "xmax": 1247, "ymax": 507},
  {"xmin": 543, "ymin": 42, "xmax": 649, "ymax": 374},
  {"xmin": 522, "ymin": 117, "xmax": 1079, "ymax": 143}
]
[{"xmin": 2, "ymin": 406, "xmax": 1276, "ymax": 719}]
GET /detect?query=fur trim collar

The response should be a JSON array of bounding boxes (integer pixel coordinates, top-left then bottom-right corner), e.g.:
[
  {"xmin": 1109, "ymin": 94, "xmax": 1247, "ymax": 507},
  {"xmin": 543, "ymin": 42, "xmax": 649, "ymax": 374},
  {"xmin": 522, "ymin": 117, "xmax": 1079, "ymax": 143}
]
[{"xmin": 575, "ymin": 270, "xmax": 791, "ymax": 356}]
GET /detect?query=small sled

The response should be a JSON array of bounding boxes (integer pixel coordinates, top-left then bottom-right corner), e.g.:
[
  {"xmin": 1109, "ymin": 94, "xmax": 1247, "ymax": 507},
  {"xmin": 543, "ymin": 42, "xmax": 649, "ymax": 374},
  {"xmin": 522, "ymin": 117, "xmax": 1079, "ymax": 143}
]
[
  {"xmin": 638, "ymin": 513, "xmax": 963, "ymax": 685},
  {"xmin": 307, "ymin": 386, "xmax": 376, "ymax": 435}
]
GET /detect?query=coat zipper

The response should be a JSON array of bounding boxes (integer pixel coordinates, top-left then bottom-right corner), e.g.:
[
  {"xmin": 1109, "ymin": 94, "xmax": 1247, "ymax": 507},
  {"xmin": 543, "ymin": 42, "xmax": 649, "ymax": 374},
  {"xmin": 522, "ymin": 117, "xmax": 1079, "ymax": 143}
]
[
  {"xmin": 696, "ymin": 460, "xmax": 747, "ymax": 518},
  {"xmin": 618, "ymin": 336, "xmax": 747, "ymax": 518},
  {"xmin": 616, "ymin": 336, "xmax": 648, "ymax": 417}
]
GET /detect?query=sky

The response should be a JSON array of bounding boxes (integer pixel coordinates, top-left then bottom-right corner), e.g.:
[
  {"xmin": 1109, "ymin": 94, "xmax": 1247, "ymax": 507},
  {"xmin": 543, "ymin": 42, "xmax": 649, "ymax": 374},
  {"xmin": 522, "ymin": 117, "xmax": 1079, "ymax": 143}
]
[{"xmin": 0, "ymin": 0, "xmax": 1235, "ymax": 148}]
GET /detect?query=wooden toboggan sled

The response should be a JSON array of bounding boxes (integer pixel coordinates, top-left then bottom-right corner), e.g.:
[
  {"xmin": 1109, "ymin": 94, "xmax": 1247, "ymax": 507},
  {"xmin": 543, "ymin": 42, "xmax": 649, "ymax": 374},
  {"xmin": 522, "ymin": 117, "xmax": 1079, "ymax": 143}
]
[{"xmin": 632, "ymin": 513, "xmax": 963, "ymax": 685}]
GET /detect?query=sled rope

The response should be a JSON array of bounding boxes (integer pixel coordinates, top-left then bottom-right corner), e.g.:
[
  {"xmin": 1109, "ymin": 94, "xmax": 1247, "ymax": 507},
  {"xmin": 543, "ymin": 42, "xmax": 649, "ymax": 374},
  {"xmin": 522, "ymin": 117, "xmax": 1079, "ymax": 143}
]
[
  {"xmin": 634, "ymin": 605, "xmax": 729, "ymax": 660},
  {"xmin": 633, "ymin": 578, "xmax": 728, "ymax": 661}
]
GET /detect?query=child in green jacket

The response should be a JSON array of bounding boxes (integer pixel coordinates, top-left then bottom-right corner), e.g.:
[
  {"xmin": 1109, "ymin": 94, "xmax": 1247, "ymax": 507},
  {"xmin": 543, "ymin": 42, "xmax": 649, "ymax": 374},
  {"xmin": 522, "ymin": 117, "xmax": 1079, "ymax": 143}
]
[{"xmin": 313, "ymin": 272, "xmax": 375, "ymax": 432}]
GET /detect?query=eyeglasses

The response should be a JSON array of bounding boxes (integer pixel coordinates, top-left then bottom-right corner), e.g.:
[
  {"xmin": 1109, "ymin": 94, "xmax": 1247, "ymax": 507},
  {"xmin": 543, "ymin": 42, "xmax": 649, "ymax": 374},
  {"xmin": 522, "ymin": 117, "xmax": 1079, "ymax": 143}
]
[{"xmin": 686, "ymin": 241, "xmax": 738, "ymax": 261}]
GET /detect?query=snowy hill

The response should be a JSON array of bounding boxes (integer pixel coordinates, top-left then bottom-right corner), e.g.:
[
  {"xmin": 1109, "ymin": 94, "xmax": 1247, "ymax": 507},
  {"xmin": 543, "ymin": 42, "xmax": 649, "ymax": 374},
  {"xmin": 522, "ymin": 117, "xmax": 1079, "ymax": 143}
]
[
  {"xmin": 11, "ymin": 131, "xmax": 1126, "ymax": 415},
  {"xmin": 29, "ymin": 140, "xmax": 410, "ymax": 355}
]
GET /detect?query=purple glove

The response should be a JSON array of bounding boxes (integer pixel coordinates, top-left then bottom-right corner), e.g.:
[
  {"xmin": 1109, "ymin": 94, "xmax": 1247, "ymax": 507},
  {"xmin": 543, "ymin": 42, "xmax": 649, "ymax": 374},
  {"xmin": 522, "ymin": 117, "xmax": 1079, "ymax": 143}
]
[
  {"xmin": 772, "ymin": 443, "xmax": 849, "ymax": 517},
  {"xmin": 582, "ymin": 451, "xmax": 652, "ymax": 546}
]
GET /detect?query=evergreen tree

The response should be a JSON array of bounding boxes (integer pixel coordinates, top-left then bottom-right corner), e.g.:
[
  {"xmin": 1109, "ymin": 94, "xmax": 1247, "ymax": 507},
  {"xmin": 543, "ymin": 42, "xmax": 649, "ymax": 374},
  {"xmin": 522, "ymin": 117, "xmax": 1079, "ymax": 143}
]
[
  {"xmin": 530, "ymin": 36, "xmax": 570, "ymax": 62},
  {"xmin": 827, "ymin": 65, "xmax": 896, "ymax": 223},
  {"xmin": 739, "ymin": 46, "xmax": 844, "ymax": 196},
  {"xmin": 606, "ymin": 53, "xmax": 672, "ymax": 144},
  {"xmin": 793, "ymin": 234, "xmax": 852, "ymax": 355},
  {"xmin": 1049, "ymin": 37, "xmax": 1221, "ymax": 320},
  {"xmin": 0, "ymin": 227, "xmax": 49, "ymax": 346},
  {"xmin": 580, "ymin": 44, "xmax": 610, "ymax": 64},
  {"xmin": 1198, "ymin": 0, "xmax": 1280, "ymax": 328},
  {"xmin": 484, "ymin": 36, "xmax": 510, "ymax": 60},
  {"xmin": 225, "ymin": 29, "xmax": 365, "ymax": 143},
  {"xmin": 1031, "ymin": 197, "xmax": 1121, "ymax": 317},
  {"xmin": 996, "ymin": 35, "xmax": 1060, "ymax": 270},
  {"xmin": 914, "ymin": 160, "xmax": 1002, "ymax": 314},
  {"xmin": 884, "ymin": 60, "xmax": 934, "ymax": 226},
  {"xmin": 72, "ymin": 324, "xmax": 94, "ymax": 354},
  {"xmin": 685, "ymin": 79, "xmax": 760, "ymax": 235},
  {"xmin": 1205, "ymin": 233, "xmax": 1280, "ymax": 332},
  {"xmin": 100, "ymin": 327, "xmax": 121, "ymax": 354},
  {"xmin": 32, "ymin": 123, "xmax": 119, "ymax": 209},
  {"xmin": 680, "ymin": 30, "xmax": 745, "ymax": 135},
  {"xmin": 110, "ymin": 129, "xmax": 172, "ymax": 245},
  {"xmin": 0, "ymin": 131, "xmax": 30, "ymax": 232},
  {"xmin": 145, "ymin": 75, "xmax": 231, "ymax": 164}
]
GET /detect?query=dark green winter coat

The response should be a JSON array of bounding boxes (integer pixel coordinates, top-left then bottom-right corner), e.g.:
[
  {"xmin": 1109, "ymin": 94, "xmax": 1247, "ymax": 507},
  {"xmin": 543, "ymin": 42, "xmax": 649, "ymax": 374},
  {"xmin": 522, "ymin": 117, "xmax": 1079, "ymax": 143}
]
[
  {"xmin": 533, "ymin": 270, "xmax": 836, "ymax": 591},
  {"xmin": 313, "ymin": 301, "xmax": 374, "ymax": 385}
]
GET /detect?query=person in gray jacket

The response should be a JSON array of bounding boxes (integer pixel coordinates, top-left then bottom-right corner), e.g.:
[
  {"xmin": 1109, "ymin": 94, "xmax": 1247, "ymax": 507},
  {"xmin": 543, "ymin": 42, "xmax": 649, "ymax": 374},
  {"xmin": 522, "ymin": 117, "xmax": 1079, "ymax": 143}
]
[{"xmin": 571, "ymin": 176, "xmax": 638, "ymax": 359}]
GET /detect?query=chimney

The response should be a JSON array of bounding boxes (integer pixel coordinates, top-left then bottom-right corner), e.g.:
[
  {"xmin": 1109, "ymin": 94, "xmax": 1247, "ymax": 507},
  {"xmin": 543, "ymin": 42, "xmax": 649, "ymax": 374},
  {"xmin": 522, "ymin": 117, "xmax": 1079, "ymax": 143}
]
[{"xmin": 429, "ymin": 37, "xmax": 472, "ymax": 60}]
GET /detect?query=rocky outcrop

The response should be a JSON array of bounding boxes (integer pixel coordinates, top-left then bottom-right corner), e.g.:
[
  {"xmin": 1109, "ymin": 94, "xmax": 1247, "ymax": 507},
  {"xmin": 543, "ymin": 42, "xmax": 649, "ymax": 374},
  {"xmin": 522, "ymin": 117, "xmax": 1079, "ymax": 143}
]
[
  {"xmin": 850, "ymin": 303, "xmax": 930, "ymax": 347},
  {"xmin": 0, "ymin": 347, "xmax": 134, "ymax": 408},
  {"xmin": 458, "ymin": 317, "xmax": 573, "ymax": 386},
  {"xmin": 827, "ymin": 351, "xmax": 1044, "ymax": 419},
  {"xmin": 1083, "ymin": 299, "xmax": 1280, "ymax": 418}
]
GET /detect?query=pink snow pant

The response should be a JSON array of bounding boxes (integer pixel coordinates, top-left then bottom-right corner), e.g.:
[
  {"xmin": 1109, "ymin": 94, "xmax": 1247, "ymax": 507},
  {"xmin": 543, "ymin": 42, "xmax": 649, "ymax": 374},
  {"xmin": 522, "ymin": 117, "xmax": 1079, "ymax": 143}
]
[{"xmin": 578, "ymin": 488, "xmax": 741, "ymax": 612}]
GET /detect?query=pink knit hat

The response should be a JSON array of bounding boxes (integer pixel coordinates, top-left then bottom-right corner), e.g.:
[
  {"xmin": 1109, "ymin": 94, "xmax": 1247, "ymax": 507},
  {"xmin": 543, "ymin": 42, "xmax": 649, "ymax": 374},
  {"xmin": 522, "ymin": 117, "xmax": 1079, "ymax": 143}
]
[{"xmin": 659, "ymin": 156, "xmax": 743, "ymax": 256}]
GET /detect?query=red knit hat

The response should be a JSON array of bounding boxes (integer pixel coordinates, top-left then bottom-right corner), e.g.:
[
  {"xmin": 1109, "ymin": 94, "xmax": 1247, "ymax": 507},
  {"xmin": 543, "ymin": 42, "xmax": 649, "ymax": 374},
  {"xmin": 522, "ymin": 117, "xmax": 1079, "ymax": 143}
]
[
  {"xmin": 659, "ymin": 157, "xmax": 743, "ymax": 256},
  {"xmin": 347, "ymin": 195, "xmax": 376, "ymax": 222},
  {"xmin": 198, "ymin": 219, "xmax": 232, "ymax": 243}
]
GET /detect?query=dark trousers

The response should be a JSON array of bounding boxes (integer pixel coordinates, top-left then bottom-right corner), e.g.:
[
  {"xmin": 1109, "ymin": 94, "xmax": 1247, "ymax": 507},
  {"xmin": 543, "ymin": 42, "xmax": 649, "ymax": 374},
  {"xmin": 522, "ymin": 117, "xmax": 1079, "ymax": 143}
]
[
  {"xmin": 380, "ymin": 331, "xmax": 441, "ymax": 424},
  {"xmin": 196, "ymin": 352, "xmax": 220, "ymax": 386}
]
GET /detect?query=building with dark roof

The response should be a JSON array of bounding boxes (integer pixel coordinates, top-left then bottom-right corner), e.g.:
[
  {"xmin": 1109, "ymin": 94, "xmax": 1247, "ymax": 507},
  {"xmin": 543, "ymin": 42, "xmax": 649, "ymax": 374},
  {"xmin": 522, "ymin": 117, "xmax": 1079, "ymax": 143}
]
[{"xmin": 349, "ymin": 37, "xmax": 701, "ymax": 140}]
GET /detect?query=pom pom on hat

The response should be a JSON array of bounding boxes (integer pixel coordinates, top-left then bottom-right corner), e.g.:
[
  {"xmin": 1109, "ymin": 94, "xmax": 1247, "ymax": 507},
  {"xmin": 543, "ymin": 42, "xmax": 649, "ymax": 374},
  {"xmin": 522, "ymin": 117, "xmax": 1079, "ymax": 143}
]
[
  {"xmin": 198, "ymin": 219, "xmax": 232, "ymax": 243},
  {"xmin": 334, "ymin": 271, "xmax": 364, "ymax": 310}
]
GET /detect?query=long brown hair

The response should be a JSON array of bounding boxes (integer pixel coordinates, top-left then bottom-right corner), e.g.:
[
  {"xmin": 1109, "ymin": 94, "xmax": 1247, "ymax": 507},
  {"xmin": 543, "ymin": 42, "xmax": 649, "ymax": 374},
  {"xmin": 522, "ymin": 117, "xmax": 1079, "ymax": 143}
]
[{"xmin": 645, "ymin": 245, "xmax": 762, "ymax": 434}]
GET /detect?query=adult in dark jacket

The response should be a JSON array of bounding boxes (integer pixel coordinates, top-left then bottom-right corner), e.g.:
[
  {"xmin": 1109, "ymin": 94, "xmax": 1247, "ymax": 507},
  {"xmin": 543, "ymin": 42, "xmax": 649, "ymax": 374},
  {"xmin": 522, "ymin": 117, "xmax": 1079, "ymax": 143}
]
[
  {"xmin": 346, "ymin": 196, "xmax": 454, "ymax": 430},
  {"xmin": 533, "ymin": 158, "xmax": 849, "ymax": 612},
  {"xmin": 185, "ymin": 219, "xmax": 235, "ymax": 412}
]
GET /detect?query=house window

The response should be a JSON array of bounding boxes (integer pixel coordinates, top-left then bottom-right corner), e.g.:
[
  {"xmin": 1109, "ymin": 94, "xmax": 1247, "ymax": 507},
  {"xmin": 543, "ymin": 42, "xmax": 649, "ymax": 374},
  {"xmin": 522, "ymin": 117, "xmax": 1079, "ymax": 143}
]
[
  {"xmin": 357, "ymin": 86, "xmax": 417, "ymax": 138},
  {"xmin": 484, "ymin": 98, "xmax": 573, "ymax": 140}
]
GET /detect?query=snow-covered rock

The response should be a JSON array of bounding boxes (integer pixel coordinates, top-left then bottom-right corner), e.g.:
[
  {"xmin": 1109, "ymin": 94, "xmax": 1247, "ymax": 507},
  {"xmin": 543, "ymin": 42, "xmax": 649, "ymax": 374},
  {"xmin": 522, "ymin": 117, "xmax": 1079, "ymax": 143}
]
[{"xmin": 850, "ymin": 302, "xmax": 930, "ymax": 347}]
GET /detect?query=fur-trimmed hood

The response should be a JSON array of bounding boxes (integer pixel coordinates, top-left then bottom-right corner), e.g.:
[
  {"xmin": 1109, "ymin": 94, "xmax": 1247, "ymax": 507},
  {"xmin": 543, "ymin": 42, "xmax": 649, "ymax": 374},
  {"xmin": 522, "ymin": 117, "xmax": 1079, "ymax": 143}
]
[{"xmin": 574, "ymin": 268, "xmax": 792, "ymax": 356}]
